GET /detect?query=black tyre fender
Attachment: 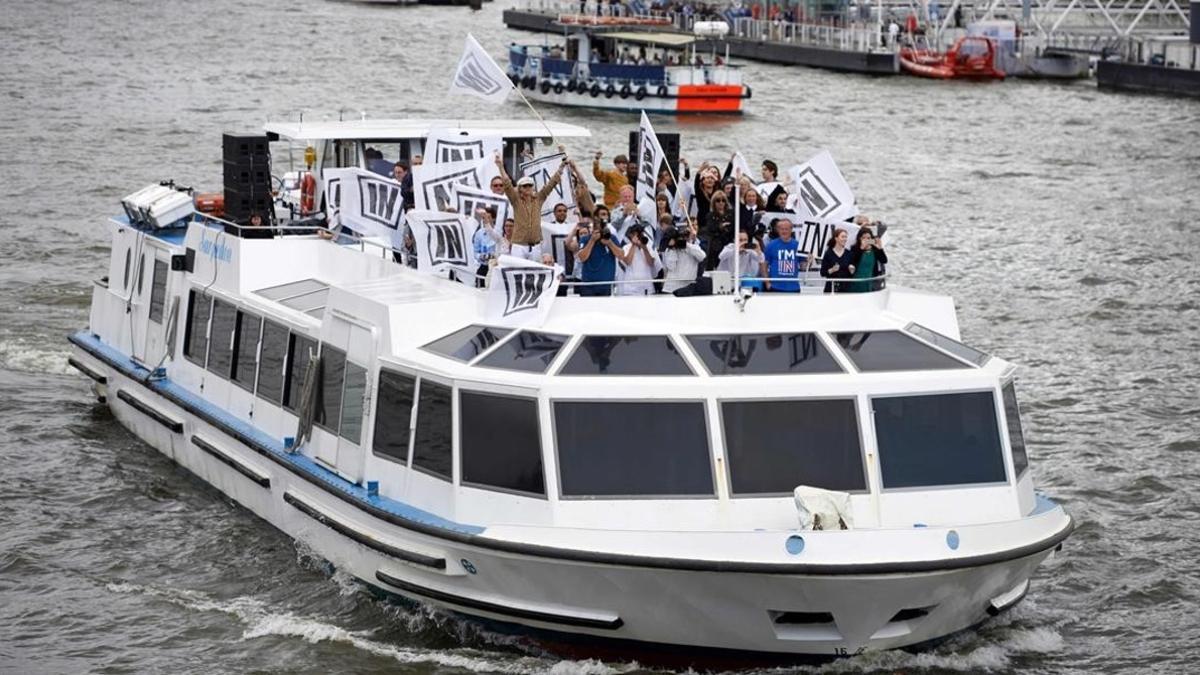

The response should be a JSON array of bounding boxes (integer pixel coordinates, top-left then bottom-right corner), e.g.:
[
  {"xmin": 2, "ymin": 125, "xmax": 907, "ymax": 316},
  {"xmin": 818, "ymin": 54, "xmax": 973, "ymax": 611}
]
[
  {"xmin": 553, "ymin": 81, "xmax": 565, "ymax": 95},
  {"xmin": 605, "ymin": 83, "xmax": 616, "ymax": 99},
  {"xmin": 619, "ymin": 84, "xmax": 631, "ymax": 99},
  {"xmin": 566, "ymin": 79, "xmax": 577, "ymax": 93},
  {"xmin": 523, "ymin": 76, "xmax": 536, "ymax": 90},
  {"xmin": 508, "ymin": 72, "xmax": 520, "ymax": 86},
  {"xmin": 635, "ymin": 86, "xmax": 647, "ymax": 101},
  {"xmin": 656, "ymin": 84, "xmax": 669, "ymax": 97},
  {"xmin": 540, "ymin": 79, "xmax": 551, "ymax": 94},
  {"xmin": 744, "ymin": 85, "xmax": 752, "ymax": 99},
  {"xmin": 590, "ymin": 83, "xmax": 601, "ymax": 97}
]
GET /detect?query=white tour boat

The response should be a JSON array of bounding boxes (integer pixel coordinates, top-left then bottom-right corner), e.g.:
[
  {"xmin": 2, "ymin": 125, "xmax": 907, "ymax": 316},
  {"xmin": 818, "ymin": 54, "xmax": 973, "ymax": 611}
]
[
  {"xmin": 508, "ymin": 22, "xmax": 751, "ymax": 115},
  {"xmin": 68, "ymin": 117, "xmax": 1072, "ymax": 665}
]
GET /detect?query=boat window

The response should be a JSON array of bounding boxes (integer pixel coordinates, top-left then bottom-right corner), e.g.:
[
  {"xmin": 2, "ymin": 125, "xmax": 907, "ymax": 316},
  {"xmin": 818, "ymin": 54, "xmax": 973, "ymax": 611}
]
[
  {"xmin": 904, "ymin": 323, "xmax": 990, "ymax": 367},
  {"xmin": 686, "ymin": 333, "xmax": 843, "ymax": 375},
  {"xmin": 423, "ymin": 325, "xmax": 512, "ymax": 363},
  {"xmin": 460, "ymin": 391, "xmax": 545, "ymax": 496},
  {"xmin": 722, "ymin": 399, "xmax": 866, "ymax": 495},
  {"xmin": 148, "ymin": 259, "xmax": 169, "ymax": 324},
  {"xmin": 255, "ymin": 319, "xmax": 289, "ymax": 406},
  {"xmin": 339, "ymin": 361, "xmax": 367, "ymax": 445},
  {"xmin": 283, "ymin": 333, "xmax": 317, "ymax": 412},
  {"xmin": 136, "ymin": 253, "xmax": 146, "ymax": 297},
  {"xmin": 873, "ymin": 392, "xmax": 1007, "ymax": 489},
  {"xmin": 122, "ymin": 249, "xmax": 131, "ymax": 290},
  {"xmin": 256, "ymin": 278, "xmax": 328, "ymax": 301},
  {"xmin": 553, "ymin": 401, "xmax": 713, "ymax": 497},
  {"xmin": 476, "ymin": 330, "xmax": 568, "ymax": 373},
  {"xmin": 559, "ymin": 336, "xmax": 693, "ymax": 376},
  {"xmin": 1001, "ymin": 382, "xmax": 1029, "ymax": 477},
  {"xmin": 206, "ymin": 299, "xmax": 238, "ymax": 378},
  {"xmin": 413, "ymin": 379, "xmax": 453, "ymax": 481},
  {"xmin": 231, "ymin": 311, "xmax": 262, "ymax": 392},
  {"xmin": 363, "ymin": 141, "xmax": 405, "ymax": 175},
  {"xmin": 183, "ymin": 290, "xmax": 212, "ymax": 367},
  {"xmin": 832, "ymin": 331, "xmax": 970, "ymax": 372},
  {"xmin": 373, "ymin": 369, "xmax": 415, "ymax": 464},
  {"xmin": 317, "ymin": 345, "xmax": 347, "ymax": 434}
]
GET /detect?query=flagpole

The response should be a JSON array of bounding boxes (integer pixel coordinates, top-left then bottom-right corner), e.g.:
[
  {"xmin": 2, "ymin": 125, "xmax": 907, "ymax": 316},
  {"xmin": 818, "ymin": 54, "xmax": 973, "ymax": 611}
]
[
  {"xmin": 511, "ymin": 85, "xmax": 559, "ymax": 147},
  {"xmin": 734, "ymin": 181, "xmax": 740, "ymax": 291}
]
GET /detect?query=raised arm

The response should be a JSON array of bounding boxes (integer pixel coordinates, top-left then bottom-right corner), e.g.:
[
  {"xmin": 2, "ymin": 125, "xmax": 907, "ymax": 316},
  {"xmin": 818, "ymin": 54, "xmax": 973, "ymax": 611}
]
[{"xmin": 495, "ymin": 153, "xmax": 519, "ymax": 204}]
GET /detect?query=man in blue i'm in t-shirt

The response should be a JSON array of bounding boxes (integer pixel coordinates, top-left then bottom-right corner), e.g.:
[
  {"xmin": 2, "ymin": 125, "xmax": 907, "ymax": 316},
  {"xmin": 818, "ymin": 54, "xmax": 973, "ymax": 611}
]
[{"xmin": 764, "ymin": 218, "xmax": 807, "ymax": 293}]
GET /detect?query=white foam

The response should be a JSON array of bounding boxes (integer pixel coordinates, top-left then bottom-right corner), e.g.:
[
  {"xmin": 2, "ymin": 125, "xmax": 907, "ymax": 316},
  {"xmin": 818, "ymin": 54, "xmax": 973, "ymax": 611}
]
[{"xmin": 0, "ymin": 339, "xmax": 74, "ymax": 375}]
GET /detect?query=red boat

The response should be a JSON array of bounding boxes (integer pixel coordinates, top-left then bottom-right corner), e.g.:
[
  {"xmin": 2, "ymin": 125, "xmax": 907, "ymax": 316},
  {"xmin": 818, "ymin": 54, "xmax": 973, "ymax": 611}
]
[{"xmin": 899, "ymin": 36, "xmax": 1006, "ymax": 80}]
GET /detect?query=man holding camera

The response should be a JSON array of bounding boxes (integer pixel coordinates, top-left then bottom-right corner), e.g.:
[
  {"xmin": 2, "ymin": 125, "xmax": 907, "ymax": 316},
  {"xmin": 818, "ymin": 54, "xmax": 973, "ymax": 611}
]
[
  {"xmin": 573, "ymin": 219, "xmax": 625, "ymax": 297},
  {"xmin": 717, "ymin": 229, "xmax": 766, "ymax": 290},
  {"xmin": 617, "ymin": 224, "xmax": 661, "ymax": 296},
  {"xmin": 661, "ymin": 220, "xmax": 705, "ymax": 294}
]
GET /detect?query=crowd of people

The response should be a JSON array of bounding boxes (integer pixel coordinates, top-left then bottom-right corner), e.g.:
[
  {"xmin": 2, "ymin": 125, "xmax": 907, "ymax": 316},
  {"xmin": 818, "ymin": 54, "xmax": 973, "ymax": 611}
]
[{"xmin": 381, "ymin": 142, "xmax": 888, "ymax": 298}]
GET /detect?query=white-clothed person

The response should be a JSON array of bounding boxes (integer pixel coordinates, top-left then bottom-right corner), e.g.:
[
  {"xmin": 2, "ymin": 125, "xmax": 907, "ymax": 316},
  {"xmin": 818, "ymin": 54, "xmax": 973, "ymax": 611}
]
[
  {"xmin": 617, "ymin": 225, "xmax": 661, "ymax": 296},
  {"xmin": 661, "ymin": 222, "xmax": 706, "ymax": 293},
  {"xmin": 717, "ymin": 229, "xmax": 766, "ymax": 284}
]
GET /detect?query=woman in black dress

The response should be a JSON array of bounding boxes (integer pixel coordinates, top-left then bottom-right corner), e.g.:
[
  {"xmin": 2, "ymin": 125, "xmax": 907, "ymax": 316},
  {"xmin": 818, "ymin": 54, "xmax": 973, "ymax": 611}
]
[{"xmin": 820, "ymin": 228, "xmax": 854, "ymax": 293}]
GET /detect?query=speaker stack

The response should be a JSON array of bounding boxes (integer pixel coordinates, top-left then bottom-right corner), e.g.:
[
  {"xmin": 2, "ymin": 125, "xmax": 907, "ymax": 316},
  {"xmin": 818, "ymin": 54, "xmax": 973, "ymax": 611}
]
[
  {"xmin": 222, "ymin": 133, "xmax": 273, "ymax": 225},
  {"xmin": 627, "ymin": 130, "xmax": 682, "ymax": 184}
]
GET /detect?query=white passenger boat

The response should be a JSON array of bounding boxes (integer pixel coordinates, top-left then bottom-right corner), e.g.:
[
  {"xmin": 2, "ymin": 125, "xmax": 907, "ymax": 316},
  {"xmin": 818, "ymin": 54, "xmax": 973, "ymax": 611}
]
[
  {"xmin": 68, "ymin": 117, "xmax": 1072, "ymax": 665},
  {"xmin": 508, "ymin": 22, "xmax": 751, "ymax": 114}
]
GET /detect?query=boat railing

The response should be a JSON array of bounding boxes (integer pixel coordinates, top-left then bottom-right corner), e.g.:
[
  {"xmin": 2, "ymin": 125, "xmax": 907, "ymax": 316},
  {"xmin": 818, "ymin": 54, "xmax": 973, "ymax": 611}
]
[{"xmin": 191, "ymin": 212, "xmax": 888, "ymax": 298}]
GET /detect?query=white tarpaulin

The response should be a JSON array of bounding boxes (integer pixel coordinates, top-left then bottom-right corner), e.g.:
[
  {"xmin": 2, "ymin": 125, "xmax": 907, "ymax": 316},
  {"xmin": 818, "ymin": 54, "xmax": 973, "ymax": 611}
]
[
  {"xmin": 405, "ymin": 210, "xmax": 479, "ymax": 275},
  {"xmin": 449, "ymin": 34, "xmax": 514, "ymax": 104},
  {"xmin": 634, "ymin": 111, "xmax": 666, "ymax": 203},
  {"xmin": 452, "ymin": 183, "xmax": 512, "ymax": 228},
  {"xmin": 786, "ymin": 150, "xmax": 858, "ymax": 222},
  {"xmin": 412, "ymin": 158, "xmax": 498, "ymax": 212},
  {"xmin": 424, "ymin": 128, "xmax": 504, "ymax": 165},
  {"xmin": 519, "ymin": 152, "xmax": 574, "ymax": 218},
  {"xmin": 759, "ymin": 211, "xmax": 859, "ymax": 262},
  {"xmin": 322, "ymin": 168, "xmax": 405, "ymax": 247},
  {"xmin": 485, "ymin": 255, "xmax": 562, "ymax": 327}
]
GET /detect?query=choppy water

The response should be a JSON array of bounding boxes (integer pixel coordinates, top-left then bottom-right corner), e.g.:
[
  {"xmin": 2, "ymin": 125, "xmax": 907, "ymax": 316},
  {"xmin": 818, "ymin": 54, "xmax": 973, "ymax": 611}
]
[{"xmin": 2, "ymin": 0, "xmax": 1200, "ymax": 672}]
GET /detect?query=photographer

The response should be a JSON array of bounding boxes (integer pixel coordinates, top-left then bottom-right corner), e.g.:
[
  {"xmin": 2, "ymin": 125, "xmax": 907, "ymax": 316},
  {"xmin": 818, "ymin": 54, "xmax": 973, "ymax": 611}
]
[
  {"xmin": 575, "ymin": 219, "xmax": 624, "ymax": 297},
  {"xmin": 717, "ymin": 229, "xmax": 766, "ymax": 290},
  {"xmin": 617, "ymin": 224, "xmax": 661, "ymax": 296},
  {"xmin": 661, "ymin": 221, "xmax": 706, "ymax": 294}
]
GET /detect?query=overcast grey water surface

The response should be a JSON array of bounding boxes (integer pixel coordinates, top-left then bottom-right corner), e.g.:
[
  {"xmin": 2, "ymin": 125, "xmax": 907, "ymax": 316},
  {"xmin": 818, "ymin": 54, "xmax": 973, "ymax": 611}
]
[{"xmin": 3, "ymin": 0, "xmax": 1200, "ymax": 673}]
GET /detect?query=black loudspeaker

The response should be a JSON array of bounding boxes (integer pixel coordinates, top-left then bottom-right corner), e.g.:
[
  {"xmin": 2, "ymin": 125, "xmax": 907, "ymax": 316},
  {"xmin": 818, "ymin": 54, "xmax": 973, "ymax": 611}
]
[
  {"xmin": 222, "ymin": 132, "xmax": 272, "ymax": 223},
  {"xmin": 628, "ymin": 130, "xmax": 681, "ymax": 180},
  {"xmin": 1192, "ymin": 3, "xmax": 1199, "ymax": 44}
]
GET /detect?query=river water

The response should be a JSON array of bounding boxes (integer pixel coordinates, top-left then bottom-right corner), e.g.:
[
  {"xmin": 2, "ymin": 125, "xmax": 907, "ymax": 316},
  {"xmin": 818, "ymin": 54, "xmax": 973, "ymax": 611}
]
[{"xmin": 2, "ymin": 0, "xmax": 1199, "ymax": 672}]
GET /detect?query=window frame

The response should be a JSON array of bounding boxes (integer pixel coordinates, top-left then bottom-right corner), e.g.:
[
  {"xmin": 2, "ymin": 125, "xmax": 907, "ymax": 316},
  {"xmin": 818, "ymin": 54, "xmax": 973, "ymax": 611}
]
[
  {"xmin": 1000, "ymin": 380, "xmax": 1030, "ymax": 479},
  {"xmin": 717, "ymin": 395, "xmax": 870, "ymax": 498},
  {"xmin": 869, "ymin": 388, "xmax": 1011, "ymax": 492},
  {"xmin": 473, "ymin": 329, "xmax": 573, "ymax": 374},
  {"xmin": 283, "ymin": 332, "xmax": 319, "ymax": 413},
  {"xmin": 338, "ymin": 358, "xmax": 368, "ymax": 445},
  {"xmin": 371, "ymin": 364, "xmax": 419, "ymax": 466},
  {"xmin": 555, "ymin": 335, "xmax": 696, "ymax": 377},
  {"xmin": 205, "ymin": 298, "xmax": 239, "ymax": 379},
  {"xmin": 683, "ymin": 332, "xmax": 846, "ymax": 377},
  {"xmin": 831, "ymin": 330, "xmax": 976, "ymax": 374},
  {"xmin": 315, "ymin": 343, "xmax": 348, "ymax": 436},
  {"xmin": 231, "ymin": 310, "xmax": 263, "ymax": 393},
  {"xmin": 410, "ymin": 373, "xmax": 455, "ymax": 483},
  {"xmin": 255, "ymin": 318, "xmax": 290, "ymax": 407},
  {"xmin": 421, "ymin": 324, "xmax": 513, "ymax": 363},
  {"xmin": 458, "ymin": 388, "xmax": 547, "ymax": 499},
  {"xmin": 182, "ymin": 289, "xmax": 212, "ymax": 368},
  {"xmin": 549, "ymin": 397, "xmax": 717, "ymax": 500},
  {"xmin": 148, "ymin": 258, "xmax": 169, "ymax": 324}
]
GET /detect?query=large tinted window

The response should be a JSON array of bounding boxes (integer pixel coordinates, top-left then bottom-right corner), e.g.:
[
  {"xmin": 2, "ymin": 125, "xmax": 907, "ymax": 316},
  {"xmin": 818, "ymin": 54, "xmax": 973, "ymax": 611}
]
[
  {"xmin": 904, "ymin": 323, "xmax": 990, "ymax": 367},
  {"xmin": 476, "ymin": 331, "xmax": 567, "ymax": 373},
  {"xmin": 373, "ymin": 369, "xmax": 415, "ymax": 463},
  {"xmin": 413, "ymin": 379, "xmax": 453, "ymax": 480},
  {"xmin": 283, "ymin": 334, "xmax": 317, "ymax": 412},
  {"xmin": 423, "ymin": 325, "xmax": 512, "ymax": 362},
  {"xmin": 183, "ymin": 290, "xmax": 211, "ymax": 367},
  {"xmin": 148, "ymin": 259, "xmax": 169, "ymax": 324},
  {"xmin": 340, "ymin": 361, "xmax": 367, "ymax": 444},
  {"xmin": 833, "ymin": 331, "xmax": 968, "ymax": 372},
  {"xmin": 256, "ymin": 320, "xmax": 288, "ymax": 405},
  {"xmin": 554, "ymin": 401, "xmax": 713, "ymax": 497},
  {"xmin": 317, "ymin": 345, "xmax": 347, "ymax": 434},
  {"xmin": 460, "ymin": 392, "xmax": 545, "ymax": 496},
  {"xmin": 687, "ymin": 333, "xmax": 843, "ymax": 375},
  {"xmin": 560, "ymin": 336, "xmax": 693, "ymax": 375},
  {"xmin": 1002, "ymin": 383, "xmax": 1029, "ymax": 477},
  {"xmin": 231, "ymin": 312, "xmax": 261, "ymax": 391},
  {"xmin": 722, "ymin": 399, "xmax": 866, "ymax": 494},
  {"xmin": 874, "ymin": 392, "xmax": 1007, "ymax": 489},
  {"xmin": 206, "ymin": 299, "xmax": 238, "ymax": 378}
]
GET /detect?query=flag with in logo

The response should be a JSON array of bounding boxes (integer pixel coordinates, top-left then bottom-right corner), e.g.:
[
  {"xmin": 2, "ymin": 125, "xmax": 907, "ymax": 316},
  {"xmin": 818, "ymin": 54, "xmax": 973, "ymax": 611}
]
[
  {"xmin": 324, "ymin": 168, "xmax": 405, "ymax": 249},
  {"xmin": 449, "ymin": 34, "xmax": 514, "ymax": 104},
  {"xmin": 485, "ymin": 255, "xmax": 562, "ymax": 327}
]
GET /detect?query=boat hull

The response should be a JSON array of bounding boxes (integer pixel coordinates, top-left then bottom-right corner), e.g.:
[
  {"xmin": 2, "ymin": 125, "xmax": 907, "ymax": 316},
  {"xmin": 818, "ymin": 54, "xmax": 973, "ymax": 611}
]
[
  {"xmin": 513, "ymin": 81, "xmax": 747, "ymax": 115},
  {"xmin": 70, "ymin": 333, "xmax": 1067, "ymax": 663}
]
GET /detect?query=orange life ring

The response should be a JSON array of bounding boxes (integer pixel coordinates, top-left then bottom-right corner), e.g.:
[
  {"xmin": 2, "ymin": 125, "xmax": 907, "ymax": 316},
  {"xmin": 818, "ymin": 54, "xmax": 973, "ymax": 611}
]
[{"xmin": 299, "ymin": 171, "xmax": 316, "ymax": 215}]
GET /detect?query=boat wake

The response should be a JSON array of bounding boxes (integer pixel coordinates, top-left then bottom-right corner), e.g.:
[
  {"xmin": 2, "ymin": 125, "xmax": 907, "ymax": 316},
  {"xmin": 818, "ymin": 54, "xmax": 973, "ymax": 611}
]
[
  {"xmin": 0, "ymin": 338, "xmax": 74, "ymax": 376},
  {"xmin": 103, "ymin": 580, "xmax": 643, "ymax": 674}
]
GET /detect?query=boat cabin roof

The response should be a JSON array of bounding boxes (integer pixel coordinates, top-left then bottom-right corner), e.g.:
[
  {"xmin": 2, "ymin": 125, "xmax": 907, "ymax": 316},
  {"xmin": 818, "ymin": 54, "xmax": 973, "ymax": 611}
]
[
  {"xmin": 263, "ymin": 118, "xmax": 592, "ymax": 142},
  {"xmin": 596, "ymin": 31, "xmax": 698, "ymax": 48}
]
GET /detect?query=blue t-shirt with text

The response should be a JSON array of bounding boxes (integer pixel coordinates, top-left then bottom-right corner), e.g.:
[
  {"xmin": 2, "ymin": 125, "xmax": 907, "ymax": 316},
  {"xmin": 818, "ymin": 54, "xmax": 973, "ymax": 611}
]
[{"xmin": 765, "ymin": 237, "xmax": 806, "ymax": 292}]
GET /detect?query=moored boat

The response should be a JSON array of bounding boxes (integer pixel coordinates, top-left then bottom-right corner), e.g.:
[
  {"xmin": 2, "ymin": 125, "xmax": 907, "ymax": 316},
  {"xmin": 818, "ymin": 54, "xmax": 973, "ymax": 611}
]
[
  {"xmin": 900, "ymin": 36, "xmax": 1006, "ymax": 80},
  {"xmin": 507, "ymin": 22, "xmax": 751, "ymax": 114},
  {"xmin": 68, "ymin": 117, "xmax": 1071, "ymax": 666}
]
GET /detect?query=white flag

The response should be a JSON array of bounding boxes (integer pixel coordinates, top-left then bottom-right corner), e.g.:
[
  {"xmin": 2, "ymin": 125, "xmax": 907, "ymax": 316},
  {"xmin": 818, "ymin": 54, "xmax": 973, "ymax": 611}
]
[
  {"xmin": 485, "ymin": 255, "xmax": 561, "ymax": 327},
  {"xmin": 424, "ymin": 128, "xmax": 504, "ymax": 165},
  {"xmin": 323, "ymin": 168, "xmax": 405, "ymax": 248},
  {"xmin": 321, "ymin": 167, "xmax": 344, "ymax": 226},
  {"xmin": 672, "ymin": 178, "xmax": 695, "ymax": 221},
  {"xmin": 405, "ymin": 210, "xmax": 479, "ymax": 275},
  {"xmin": 786, "ymin": 151, "xmax": 858, "ymax": 222},
  {"xmin": 450, "ymin": 34, "xmax": 514, "ymax": 104},
  {"xmin": 541, "ymin": 220, "xmax": 578, "ymax": 278},
  {"xmin": 519, "ymin": 152, "xmax": 573, "ymax": 218},
  {"xmin": 761, "ymin": 211, "xmax": 860, "ymax": 262},
  {"xmin": 728, "ymin": 151, "xmax": 754, "ymax": 181},
  {"xmin": 412, "ymin": 158, "xmax": 494, "ymax": 212},
  {"xmin": 452, "ymin": 183, "xmax": 512, "ymax": 227},
  {"xmin": 634, "ymin": 111, "xmax": 666, "ymax": 203}
]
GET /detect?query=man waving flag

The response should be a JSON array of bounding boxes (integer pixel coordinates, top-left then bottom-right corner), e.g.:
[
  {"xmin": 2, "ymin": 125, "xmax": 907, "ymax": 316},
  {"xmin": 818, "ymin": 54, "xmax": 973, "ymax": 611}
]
[
  {"xmin": 634, "ymin": 111, "xmax": 666, "ymax": 203},
  {"xmin": 450, "ymin": 34, "xmax": 514, "ymax": 104}
]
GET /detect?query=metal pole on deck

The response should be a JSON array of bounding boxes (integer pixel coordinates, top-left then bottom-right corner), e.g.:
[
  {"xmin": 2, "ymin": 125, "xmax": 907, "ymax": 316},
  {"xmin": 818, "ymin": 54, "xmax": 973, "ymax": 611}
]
[{"xmin": 733, "ymin": 182, "xmax": 740, "ymax": 290}]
